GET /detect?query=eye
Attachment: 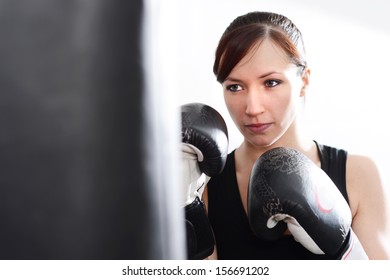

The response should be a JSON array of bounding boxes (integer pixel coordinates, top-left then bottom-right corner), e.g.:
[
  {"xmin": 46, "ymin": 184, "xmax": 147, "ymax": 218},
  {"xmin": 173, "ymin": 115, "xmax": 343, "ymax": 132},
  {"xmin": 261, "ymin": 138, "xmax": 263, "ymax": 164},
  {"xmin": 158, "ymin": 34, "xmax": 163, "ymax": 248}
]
[
  {"xmin": 264, "ymin": 79, "xmax": 281, "ymax": 88},
  {"xmin": 226, "ymin": 84, "xmax": 243, "ymax": 93}
]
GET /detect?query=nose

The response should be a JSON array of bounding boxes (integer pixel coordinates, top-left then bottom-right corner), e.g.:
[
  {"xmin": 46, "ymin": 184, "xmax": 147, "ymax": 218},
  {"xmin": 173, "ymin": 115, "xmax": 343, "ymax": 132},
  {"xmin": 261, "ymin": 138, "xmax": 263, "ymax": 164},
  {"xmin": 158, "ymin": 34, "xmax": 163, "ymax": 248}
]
[{"xmin": 245, "ymin": 87, "xmax": 266, "ymax": 116}]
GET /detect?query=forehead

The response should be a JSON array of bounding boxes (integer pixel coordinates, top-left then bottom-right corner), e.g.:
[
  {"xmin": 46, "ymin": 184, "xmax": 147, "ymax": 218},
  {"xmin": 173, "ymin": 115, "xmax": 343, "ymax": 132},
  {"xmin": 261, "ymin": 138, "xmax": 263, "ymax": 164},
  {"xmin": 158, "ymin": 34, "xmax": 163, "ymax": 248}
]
[{"xmin": 232, "ymin": 38, "xmax": 291, "ymax": 75}]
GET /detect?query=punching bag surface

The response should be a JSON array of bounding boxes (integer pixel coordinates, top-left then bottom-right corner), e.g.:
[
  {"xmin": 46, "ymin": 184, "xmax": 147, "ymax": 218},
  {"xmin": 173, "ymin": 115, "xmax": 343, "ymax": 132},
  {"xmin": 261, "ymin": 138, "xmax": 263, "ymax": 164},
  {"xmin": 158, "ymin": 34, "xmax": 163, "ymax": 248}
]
[{"xmin": 0, "ymin": 0, "xmax": 183, "ymax": 259}]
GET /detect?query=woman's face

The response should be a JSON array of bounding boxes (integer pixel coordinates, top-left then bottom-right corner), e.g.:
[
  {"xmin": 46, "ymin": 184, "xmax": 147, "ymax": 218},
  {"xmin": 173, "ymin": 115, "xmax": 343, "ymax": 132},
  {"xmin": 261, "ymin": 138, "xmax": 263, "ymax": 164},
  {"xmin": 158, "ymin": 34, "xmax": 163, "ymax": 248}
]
[{"xmin": 222, "ymin": 38, "xmax": 309, "ymax": 148}]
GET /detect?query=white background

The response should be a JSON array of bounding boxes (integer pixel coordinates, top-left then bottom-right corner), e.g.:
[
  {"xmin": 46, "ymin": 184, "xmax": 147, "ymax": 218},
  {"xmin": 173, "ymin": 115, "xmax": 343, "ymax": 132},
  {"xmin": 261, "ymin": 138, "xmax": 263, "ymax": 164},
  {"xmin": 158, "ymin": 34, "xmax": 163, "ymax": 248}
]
[{"xmin": 160, "ymin": 0, "xmax": 390, "ymax": 188}]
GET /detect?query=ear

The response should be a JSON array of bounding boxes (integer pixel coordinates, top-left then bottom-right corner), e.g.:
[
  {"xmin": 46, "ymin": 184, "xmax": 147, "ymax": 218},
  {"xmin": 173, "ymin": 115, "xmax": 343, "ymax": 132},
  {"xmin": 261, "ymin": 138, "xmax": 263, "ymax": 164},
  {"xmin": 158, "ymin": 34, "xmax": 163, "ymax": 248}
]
[{"xmin": 299, "ymin": 68, "xmax": 310, "ymax": 97}]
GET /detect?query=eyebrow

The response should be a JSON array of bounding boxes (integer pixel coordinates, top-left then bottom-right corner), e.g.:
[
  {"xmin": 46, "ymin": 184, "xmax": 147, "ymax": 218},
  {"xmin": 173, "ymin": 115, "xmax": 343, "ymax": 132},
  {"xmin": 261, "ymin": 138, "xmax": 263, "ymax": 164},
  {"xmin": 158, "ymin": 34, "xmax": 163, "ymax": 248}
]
[
  {"xmin": 258, "ymin": 71, "xmax": 281, "ymax": 78},
  {"xmin": 224, "ymin": 71, "xmax": 282, "ymax": 83}
]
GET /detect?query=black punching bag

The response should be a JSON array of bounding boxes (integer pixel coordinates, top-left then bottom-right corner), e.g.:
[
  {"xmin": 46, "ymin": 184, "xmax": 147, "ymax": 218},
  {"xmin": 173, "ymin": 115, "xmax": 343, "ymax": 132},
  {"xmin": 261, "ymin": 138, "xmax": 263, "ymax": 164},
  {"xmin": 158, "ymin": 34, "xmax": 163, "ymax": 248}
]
[{"xmin": 0, "ymin": 0, "xmax": 184, "ymax": 259}]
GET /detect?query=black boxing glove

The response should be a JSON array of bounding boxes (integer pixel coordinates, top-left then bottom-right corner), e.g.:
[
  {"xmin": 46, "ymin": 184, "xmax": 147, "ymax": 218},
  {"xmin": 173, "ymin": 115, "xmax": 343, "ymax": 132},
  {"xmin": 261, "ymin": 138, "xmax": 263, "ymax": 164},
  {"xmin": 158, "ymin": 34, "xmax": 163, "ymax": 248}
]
[
  {"xmin": 247, "ymin": 147, "xmax": 368, "ymax": 259},
  {"xmin": 181, "ymin": 103, "xmax": 228, "ymax": 259}
]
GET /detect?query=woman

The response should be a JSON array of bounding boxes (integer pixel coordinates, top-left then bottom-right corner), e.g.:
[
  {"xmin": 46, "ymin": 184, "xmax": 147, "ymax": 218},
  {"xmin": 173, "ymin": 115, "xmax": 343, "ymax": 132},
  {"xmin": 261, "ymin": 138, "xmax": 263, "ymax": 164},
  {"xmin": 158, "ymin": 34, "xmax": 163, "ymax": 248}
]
[{"xmin": 203, "ymin": 11, "xmax": 390, "ymax": 259}]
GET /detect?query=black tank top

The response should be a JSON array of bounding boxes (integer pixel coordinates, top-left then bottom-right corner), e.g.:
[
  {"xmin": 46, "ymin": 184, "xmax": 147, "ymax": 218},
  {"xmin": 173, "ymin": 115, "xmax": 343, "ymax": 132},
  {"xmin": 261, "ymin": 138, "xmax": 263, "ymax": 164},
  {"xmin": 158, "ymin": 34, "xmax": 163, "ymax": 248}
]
[{"xmin": 207, "ymin": 141, "xmax": 348, "ymax": 260}]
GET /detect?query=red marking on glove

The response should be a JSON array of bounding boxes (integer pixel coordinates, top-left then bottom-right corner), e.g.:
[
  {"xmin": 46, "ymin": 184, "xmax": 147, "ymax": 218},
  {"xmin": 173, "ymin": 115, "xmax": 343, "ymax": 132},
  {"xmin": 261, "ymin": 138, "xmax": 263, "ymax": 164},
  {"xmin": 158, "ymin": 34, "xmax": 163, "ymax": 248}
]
[{"xmin": 314, "ymin": 183, "xmax": 333, "ymax": 213}]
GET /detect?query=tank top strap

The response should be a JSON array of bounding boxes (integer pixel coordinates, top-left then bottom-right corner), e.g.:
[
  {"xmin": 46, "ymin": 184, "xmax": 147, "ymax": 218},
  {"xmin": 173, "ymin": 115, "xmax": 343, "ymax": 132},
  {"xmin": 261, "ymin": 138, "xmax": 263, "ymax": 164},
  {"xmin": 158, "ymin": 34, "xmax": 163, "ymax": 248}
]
[{"xmin": 314, "ymin": 141, "xmax": 349, "ymax": 203}]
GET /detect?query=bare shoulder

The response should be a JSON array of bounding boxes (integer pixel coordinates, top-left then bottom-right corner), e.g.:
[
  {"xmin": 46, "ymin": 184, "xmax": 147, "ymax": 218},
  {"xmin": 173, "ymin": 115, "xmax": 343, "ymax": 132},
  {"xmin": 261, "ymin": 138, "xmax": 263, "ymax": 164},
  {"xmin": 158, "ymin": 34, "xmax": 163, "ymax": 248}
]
[
  {"xmin": 346, "ymin": 154, "xmax": 385, "ymax": 214},
  {"xmin": 346, "ymin": 154, "xmax": 384, "ymax": 201},
  {"xmin": 346, "ymin": 153, "xmax": 390, "ymax": 259},
  {"xmin": 346, "ymin": 153, "xmax": 379, "ymax": 174}
]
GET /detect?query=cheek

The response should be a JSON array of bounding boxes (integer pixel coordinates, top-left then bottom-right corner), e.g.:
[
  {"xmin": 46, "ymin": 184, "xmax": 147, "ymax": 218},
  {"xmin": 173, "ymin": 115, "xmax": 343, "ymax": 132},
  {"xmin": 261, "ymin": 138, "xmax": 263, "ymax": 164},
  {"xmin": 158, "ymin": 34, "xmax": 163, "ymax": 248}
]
[
  {"xmin": 279, "ymin": 81, "xmax": 302, "ymax": 110},
  {"xmin": 224, "ymin": 94, "xmax": 242, "ymax": 121},
  {"xmin": 271, "ymin": 90, "xmax": 295, "ymax": 119},
  {"xmin": 223, "ymin": 94, "xmax": 234, "ymax": 113},
  {"xmin": 277, "ymin": 95, "xmax": 299, "ymax": 124},
  {"xmin": 290, "ymin": 76, "xmax": 305, "ymax": 97}
]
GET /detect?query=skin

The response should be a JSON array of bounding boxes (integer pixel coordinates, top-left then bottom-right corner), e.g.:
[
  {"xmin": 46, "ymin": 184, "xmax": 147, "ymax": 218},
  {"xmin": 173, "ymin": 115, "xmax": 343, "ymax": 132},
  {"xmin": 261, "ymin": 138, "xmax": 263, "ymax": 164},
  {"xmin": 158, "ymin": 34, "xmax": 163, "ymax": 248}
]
[{"xmin": 203, "ymin": 38, "xmax": 390, "ymax": 259}]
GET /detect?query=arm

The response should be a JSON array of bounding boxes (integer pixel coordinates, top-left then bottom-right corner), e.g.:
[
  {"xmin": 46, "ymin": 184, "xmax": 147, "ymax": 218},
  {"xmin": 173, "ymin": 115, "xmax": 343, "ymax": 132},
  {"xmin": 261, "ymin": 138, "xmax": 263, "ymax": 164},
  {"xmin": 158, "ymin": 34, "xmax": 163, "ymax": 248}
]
[{"xmin": 346, "ymin": 155, "xmax": 390, "ymax": 259}]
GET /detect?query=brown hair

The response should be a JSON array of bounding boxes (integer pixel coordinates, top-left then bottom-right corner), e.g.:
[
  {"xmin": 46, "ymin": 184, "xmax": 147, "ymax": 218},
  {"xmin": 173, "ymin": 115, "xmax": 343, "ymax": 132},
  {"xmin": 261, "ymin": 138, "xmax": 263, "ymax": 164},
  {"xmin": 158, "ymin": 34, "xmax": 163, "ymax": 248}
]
[{"xmin": 213, "ymin": 12, "xmax": 307, "ymax": 83}]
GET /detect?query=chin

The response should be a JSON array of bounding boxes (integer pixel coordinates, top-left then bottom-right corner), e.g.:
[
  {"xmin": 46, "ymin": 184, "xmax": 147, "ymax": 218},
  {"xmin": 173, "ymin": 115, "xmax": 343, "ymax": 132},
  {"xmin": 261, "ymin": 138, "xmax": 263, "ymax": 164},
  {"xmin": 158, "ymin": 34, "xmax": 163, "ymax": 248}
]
[
  {"xmin": 248, "ymin": 139, "xmax": 275, "ymax": 149},
  {"xmin": 247, "ymin": 135, "xmax": 283, "ymax": 149}
]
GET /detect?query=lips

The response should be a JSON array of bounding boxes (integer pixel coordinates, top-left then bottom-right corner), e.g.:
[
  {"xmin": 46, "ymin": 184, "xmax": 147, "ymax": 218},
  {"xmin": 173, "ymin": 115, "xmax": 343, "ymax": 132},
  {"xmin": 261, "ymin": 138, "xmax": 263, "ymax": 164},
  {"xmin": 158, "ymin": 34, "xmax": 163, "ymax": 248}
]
[{"xmin": 245, "ymin": 123, "xmax": 272, "ymax": 133}]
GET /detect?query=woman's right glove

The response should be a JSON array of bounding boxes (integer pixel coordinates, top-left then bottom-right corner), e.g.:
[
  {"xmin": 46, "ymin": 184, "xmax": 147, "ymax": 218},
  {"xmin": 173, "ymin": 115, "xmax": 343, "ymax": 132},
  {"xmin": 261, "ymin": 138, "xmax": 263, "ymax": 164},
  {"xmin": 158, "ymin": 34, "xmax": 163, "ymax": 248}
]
[{"xmin": 181, "ymin": 103, "xmax": 228, "ymax": 259}]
